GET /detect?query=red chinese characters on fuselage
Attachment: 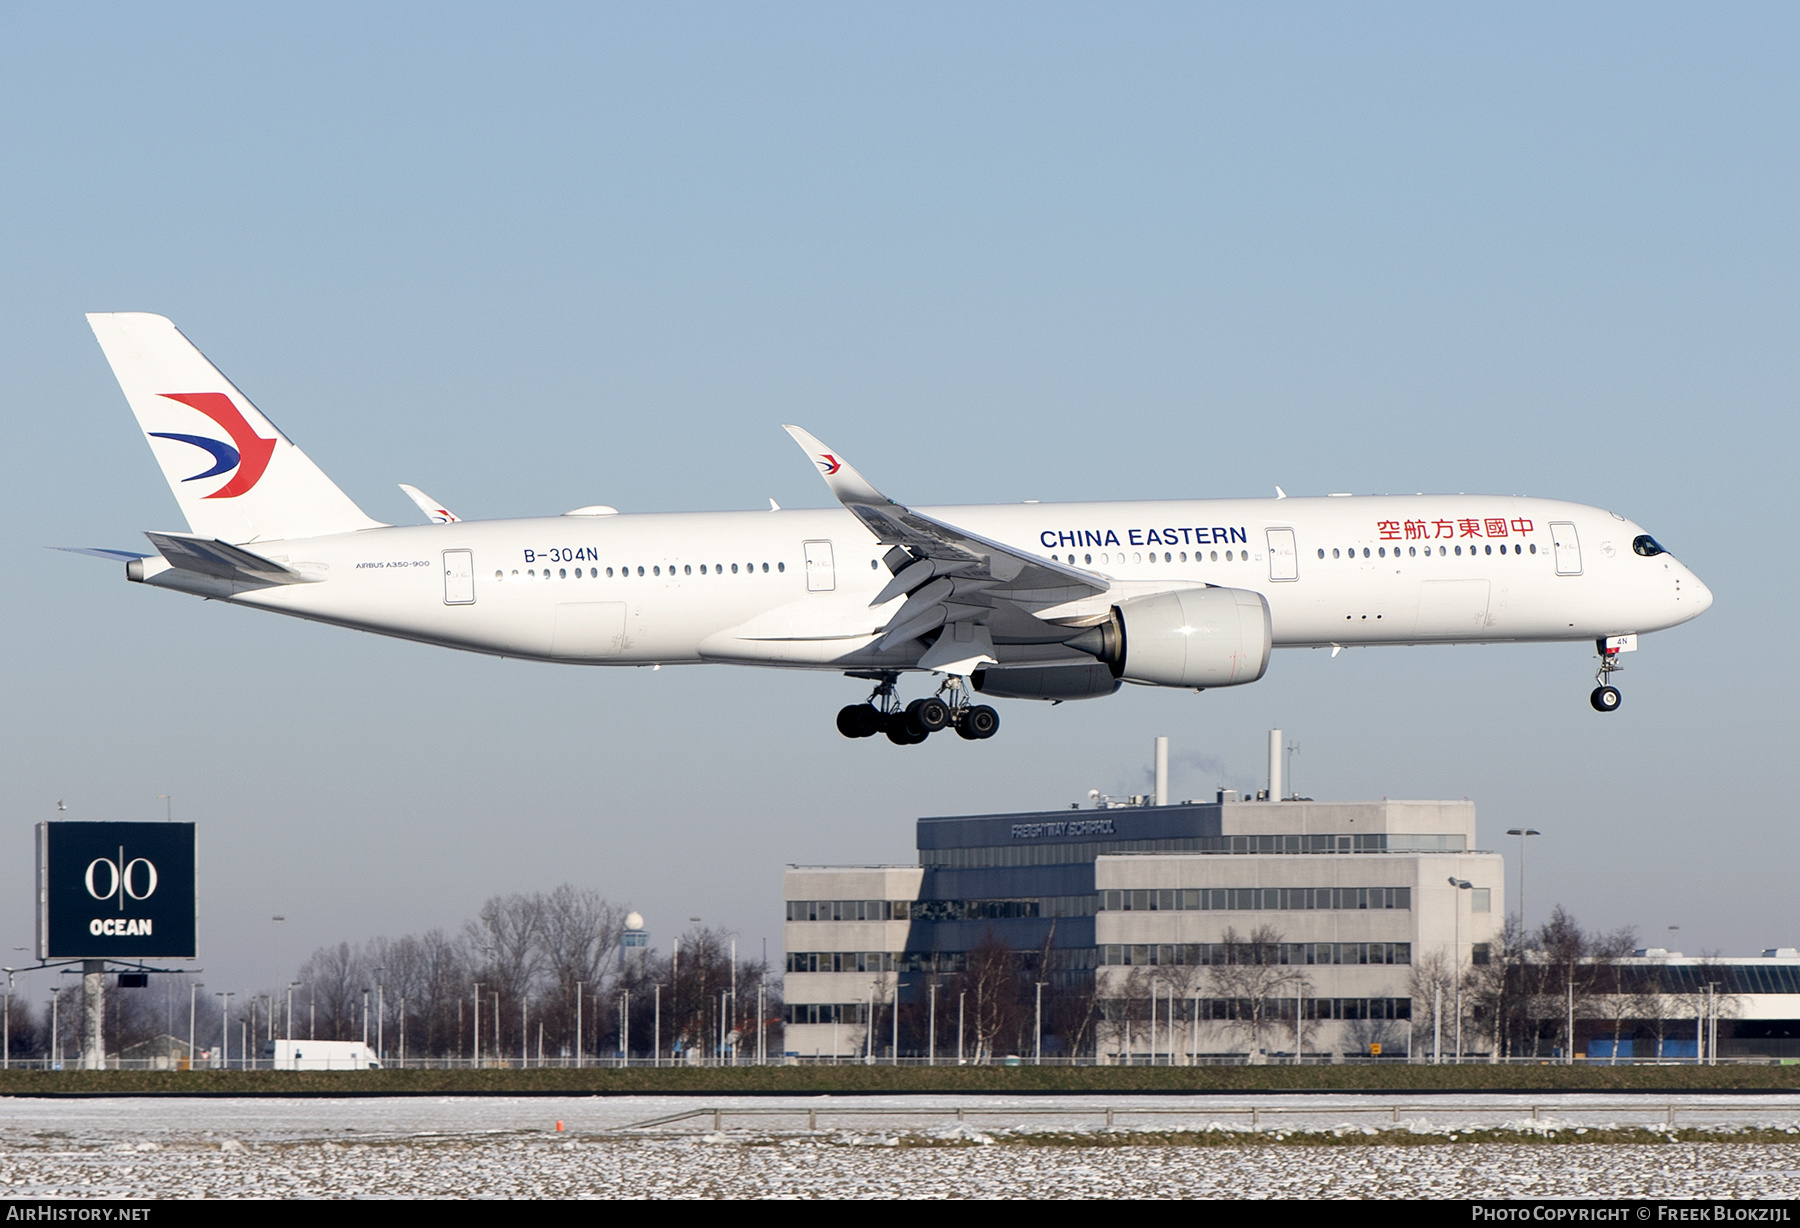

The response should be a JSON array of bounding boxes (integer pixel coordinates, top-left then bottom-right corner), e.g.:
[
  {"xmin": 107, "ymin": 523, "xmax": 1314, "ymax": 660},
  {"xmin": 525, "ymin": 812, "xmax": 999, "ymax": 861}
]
[{"xmin": 1377, "ymin": 517, "xmax": 1534, "ymax": 541}]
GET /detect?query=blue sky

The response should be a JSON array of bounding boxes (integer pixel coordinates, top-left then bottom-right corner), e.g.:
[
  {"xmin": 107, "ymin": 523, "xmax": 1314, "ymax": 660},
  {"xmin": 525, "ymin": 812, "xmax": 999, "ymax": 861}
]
[{"xmin": 1, "ymin": 3, "xmax": 1795, "ymax": 994}]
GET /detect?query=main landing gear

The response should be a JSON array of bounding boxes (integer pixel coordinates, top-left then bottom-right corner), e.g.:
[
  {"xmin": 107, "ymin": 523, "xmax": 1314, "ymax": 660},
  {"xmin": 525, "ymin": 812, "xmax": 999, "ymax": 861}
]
[
  {"xmin": 1590, "ymin": 638, "xmax": 1624, "ymax": 713},
  {"xmin": 835, "ymin": 673, "xmax": 999, "ymax": 744}
]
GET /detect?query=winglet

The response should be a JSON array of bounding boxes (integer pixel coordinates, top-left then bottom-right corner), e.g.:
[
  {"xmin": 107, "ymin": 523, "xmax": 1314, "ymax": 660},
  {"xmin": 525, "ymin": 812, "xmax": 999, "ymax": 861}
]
[
  {"xmin": 782, "ymin": 426, "xmax": 891, "ymax": 508},
  {"xmin": 399, "ymin": 483, "xmax": 460, "ymax": 523}
]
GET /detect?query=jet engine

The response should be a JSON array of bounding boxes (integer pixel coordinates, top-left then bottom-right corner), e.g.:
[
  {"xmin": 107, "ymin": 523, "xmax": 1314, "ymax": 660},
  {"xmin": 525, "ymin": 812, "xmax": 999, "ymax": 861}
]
[
  {"xmin": 1065, "ymin": 586, "xmax": 1271, "ymax": 689},
  {"xmin": 970, "ymin": 663, "xmax": 1123, "ymax": 702}
]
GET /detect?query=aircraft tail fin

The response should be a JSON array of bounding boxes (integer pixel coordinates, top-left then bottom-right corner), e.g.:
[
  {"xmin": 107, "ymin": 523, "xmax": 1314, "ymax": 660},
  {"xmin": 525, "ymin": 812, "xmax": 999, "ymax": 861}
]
[{"xmin": 86, "ymin": 313, "xmax": 385, "ymax": 543}]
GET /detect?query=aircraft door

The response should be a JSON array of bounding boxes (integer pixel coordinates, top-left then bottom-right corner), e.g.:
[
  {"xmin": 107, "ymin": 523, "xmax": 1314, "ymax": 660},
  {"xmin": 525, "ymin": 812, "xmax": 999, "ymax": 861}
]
[
  {"xmin": 804, "ymin": 540, "xmax": 836, "ymax": 592},
  {"xmin": 1549, "ymin": 522, "xmax": 1582, "ymax": 575},
  {"xmin": 1266, "ymin": 528, "xmax": 1298, "ymax": 581},
  {"xmin": 443, "ymin": 549, "xmax": 475, "ymax": 604}
]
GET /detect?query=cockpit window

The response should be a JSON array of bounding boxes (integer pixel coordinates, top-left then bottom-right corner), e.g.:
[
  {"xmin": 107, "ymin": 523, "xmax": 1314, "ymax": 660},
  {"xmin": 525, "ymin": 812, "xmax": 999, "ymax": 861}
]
[{"xmin": 1632, "ymin": 534, "xmax": 1666, "ymax": 557}]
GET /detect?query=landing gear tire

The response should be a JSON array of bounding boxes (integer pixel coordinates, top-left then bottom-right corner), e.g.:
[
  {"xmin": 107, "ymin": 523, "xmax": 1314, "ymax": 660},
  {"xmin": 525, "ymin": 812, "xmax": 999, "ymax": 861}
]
[
  {"xmin": 1590, "ymin": 685, "xmax": 1622, "ymax": 713},
  {"xmin": 884, "ymin": 711, "xmax": 929, "ymax": 745},
  {"xmin": 836, "ymin": 705, "xmax": 881, "ymax": 738},
  {"xmin": 908, "ymin": 697, "xmax": 951, "ymax": 734},
  {"xmin": 956, "ymin": 704, "xmax": 1000, "ymax": 740}
]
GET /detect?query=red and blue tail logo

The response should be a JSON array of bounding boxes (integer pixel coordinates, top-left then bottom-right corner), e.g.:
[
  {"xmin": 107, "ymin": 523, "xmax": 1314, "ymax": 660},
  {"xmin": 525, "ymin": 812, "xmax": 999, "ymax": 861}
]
[
  {"xmin": 148, "ymin": 392, "xmax": 276, "ymax": 499},
  {"xmin": 816, "ymin": 453, "xmax": 842, "ymax": 475}
]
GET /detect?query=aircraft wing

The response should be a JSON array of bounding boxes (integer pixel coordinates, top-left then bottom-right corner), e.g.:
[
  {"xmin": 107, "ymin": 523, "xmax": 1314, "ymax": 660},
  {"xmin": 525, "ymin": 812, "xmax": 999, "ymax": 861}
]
[
  {"xmin": 784, "ymin": 426, "xmax": 1109, "ymax": 671},
  {"xmin": 142, "ymin": 531, "xmax": 313, "ymax": 586}
]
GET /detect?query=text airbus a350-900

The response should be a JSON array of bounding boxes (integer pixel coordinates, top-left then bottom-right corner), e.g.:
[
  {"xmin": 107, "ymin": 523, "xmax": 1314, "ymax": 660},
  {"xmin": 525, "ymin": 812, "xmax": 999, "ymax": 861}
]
[{"xmin": 70, "ymin": 313, "xmax": 1711, "ymax": 744}]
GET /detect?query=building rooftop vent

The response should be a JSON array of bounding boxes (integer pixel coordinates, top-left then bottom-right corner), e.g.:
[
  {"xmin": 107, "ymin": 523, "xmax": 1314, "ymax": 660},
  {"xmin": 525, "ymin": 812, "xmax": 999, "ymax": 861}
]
[{"xmin": 1762, "ymin": 948, "xmax": 1800, "ymax": 959}]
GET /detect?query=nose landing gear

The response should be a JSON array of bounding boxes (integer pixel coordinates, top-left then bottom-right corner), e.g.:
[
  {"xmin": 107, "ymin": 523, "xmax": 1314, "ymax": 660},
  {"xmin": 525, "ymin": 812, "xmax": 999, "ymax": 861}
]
[
  {"xmin": 1590, "ymin": 637, "xmax": 1626, "ymax": 712},
  {"xmin": 835, "ymin": 673, "xmax": 1000, "ymax": 743}
]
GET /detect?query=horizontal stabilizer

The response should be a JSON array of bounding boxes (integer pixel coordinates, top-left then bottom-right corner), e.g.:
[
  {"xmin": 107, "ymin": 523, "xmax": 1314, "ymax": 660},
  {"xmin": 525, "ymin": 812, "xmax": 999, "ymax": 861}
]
[
  {"xmin": 143, "ymin": 531, "xmax": 310, "ymax": 585},
  {"xmin": 52, "ymin": 546, "xmax": 150, "ymax": 562}
]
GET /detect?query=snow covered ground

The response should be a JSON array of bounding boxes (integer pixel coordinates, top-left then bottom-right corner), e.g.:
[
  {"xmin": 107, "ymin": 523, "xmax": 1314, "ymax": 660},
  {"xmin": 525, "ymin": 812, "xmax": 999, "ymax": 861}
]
[{"xmin": 1, "ymin": 1095, "xmax": 1798, "ymax": 1198}]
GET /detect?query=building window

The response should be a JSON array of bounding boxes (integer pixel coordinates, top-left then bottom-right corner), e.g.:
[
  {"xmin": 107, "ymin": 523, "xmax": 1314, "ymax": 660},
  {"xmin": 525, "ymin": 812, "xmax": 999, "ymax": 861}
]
[
  {"xmin": 786, "ymin": 899, "xmax": 909, "ymax": 922},
  {"xmin": 1102, "ymin": 942, "xmax": 1411, "ymax": 968},
  {"xmin": 1471, "ymin": 943, "xmax": 1491, "ymax": 966},
  {"xmin": 1100, "ymin": 886, "xmax": 1411, "ymax": 912},
  {"xmin": 1471, "ymin": 888, "xmax": 1490, "ymax": 913}
]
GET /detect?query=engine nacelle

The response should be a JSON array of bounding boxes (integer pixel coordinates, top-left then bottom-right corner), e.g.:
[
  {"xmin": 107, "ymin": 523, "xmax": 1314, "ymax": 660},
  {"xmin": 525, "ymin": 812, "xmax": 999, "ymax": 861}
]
[
  {"xmin": 1067, "ymin": 587, "xmax": 1271, "ymax": 689},
  {"xmin": 970, "ymin": 663, "xmax": 1123, "ymax": 702}
]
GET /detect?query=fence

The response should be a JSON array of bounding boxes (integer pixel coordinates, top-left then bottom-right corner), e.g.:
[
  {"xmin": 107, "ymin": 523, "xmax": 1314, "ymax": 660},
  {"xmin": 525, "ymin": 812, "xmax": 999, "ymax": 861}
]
[{"xmin": 1, "ymin": 1053, "xmax": 1794, "ymax": 1071}]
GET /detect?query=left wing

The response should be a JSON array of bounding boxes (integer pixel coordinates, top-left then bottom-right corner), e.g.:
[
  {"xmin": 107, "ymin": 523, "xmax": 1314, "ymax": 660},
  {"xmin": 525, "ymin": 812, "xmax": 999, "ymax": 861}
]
[{"xmin": 784, "ymin": 425, "xmax": 1109, "ymax": 672}]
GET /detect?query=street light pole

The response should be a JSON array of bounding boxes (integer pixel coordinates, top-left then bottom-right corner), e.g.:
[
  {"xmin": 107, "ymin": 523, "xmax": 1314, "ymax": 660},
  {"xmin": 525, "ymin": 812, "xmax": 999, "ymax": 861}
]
[
  {"xmin": 1707, "ymin": 982, "xmax": 1721, "ymax": 1066},
  {"xmin": 1034, "ymin": 982, "xmax": 1047, "ymax": 1065},
  {"xmin": 189, "ymin": 982, "xmax": 202, "ymax": 1067},
  {"xmin": 286, "ymin": 983, "xmax": 301, "ymax": 1043},
  {"xmin": 892, "ymin": 982, "xmax": 909, "ymax": 1065},
  {"xmin": 373, "ymin": 968, "xmax": 385, "ymax": 1062},
  {"xmin": 471, "ymin": 983, "xmax": 482, "ymax": 1067},
  {"xmin": 1504, "ymin": 829, "xmax": 1541, "ymax": 932},
  {"xmin": 1449, "ymin": 877, "xmax": 1473, "ymax": 1062},
  {"xmin": 928, "ymin": 983, "xmax": 937, "ymax": 1067},
  {"xmin": 214, "ymin": 992, "xmax": 233, "ymax": 1070}
]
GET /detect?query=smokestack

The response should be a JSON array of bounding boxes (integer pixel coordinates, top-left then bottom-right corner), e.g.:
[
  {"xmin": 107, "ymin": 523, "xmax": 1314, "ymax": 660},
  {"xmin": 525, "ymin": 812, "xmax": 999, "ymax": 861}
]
[
  {"xmin": 1154, "ymin": 736, "xmax": 1169, "ymax": 807},
  {"xmin": 1268, "ymin": 729, "xmax": 1283, "ymax": 802}
]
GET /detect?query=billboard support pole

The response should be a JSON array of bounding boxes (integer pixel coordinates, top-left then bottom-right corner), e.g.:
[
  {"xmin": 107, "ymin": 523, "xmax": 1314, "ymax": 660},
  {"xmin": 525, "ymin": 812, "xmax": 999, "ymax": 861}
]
[{"xmin": 81, "ymin": 960, "xmax": 104, "ymax": 1070}]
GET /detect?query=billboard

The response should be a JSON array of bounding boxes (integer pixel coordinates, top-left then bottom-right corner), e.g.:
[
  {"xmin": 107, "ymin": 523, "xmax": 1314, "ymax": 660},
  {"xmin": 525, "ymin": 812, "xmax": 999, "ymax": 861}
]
[{"xmin": 36, "ymin": 822, "xmax": 196, "ymax": 960}]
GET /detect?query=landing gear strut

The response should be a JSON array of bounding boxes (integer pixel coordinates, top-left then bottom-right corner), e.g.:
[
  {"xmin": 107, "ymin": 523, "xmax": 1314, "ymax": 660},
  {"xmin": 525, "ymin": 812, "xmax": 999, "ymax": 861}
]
[
  {"xmin": 835, "ymin": 674, "xmax": 999, "ymax": 744},
  {"xmin": 1590, "ymin": 638, "xmax": 1624, "ymax": 713}
]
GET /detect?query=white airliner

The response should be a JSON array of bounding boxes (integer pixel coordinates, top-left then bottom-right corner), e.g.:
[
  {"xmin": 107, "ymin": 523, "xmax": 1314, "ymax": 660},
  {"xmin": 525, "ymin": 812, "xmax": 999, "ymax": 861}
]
[{"xmin": 73, "ymin": 313, "xmax": 1712, "ymax": 744}]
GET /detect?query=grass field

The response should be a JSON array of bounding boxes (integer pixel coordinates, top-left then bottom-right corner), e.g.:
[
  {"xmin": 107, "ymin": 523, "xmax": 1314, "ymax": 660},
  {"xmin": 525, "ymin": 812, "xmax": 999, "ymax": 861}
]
[{"xmin": 1, "ymin": 1064, "xmax": 1798, "ymax": 1096}]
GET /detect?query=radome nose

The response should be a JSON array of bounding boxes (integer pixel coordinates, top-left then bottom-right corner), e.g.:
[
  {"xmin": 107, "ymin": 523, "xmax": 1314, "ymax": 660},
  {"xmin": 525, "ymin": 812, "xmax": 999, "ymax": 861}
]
[{"xmin": 1685, "ymin": 566, "xmax": 1714, "ymax": 615}]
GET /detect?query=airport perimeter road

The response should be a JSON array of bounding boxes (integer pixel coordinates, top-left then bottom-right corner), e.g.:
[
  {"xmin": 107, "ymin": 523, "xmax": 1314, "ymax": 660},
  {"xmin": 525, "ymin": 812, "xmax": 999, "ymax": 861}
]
[
  {"xmin": 4, "ymin": 1092, "xmax": 1800, "ymax": 1140},
  {"xmin": 3, "ymin": 1095, "xmax": 1800, "ymax": 1197}
]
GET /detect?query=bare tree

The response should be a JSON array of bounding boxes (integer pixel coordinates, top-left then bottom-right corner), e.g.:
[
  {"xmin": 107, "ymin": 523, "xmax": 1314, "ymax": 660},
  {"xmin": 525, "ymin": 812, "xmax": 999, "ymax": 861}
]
[
  {"xmin": 1407, "ymin": 949, "xmax": 1455, "ymax": 1061},
  {"xmin": 1206, "ymin": 926, "xmax": 1309, "ymax": 1055},
  {"xmin": 465, "ymin": 893, "xmax": 545, "ymax": 1057},
  {"xmin": 297, "ymin": 942, "xmax": 365, "ymax": 1041},
  {"xmin": 1044, "ymin": 970, "xmax": 1103, "ymax": 1060},
  {"xmin": 538, "ymin": 886, "xmax": 627, "ymax": 1057},
  {"xmin": 1462, "ymin": 915, "xmax": 1527, "ymax": 1059},
  {"xmin": 955, "ymin": 930, "xmax": 1023, "ymax": 1063}
]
